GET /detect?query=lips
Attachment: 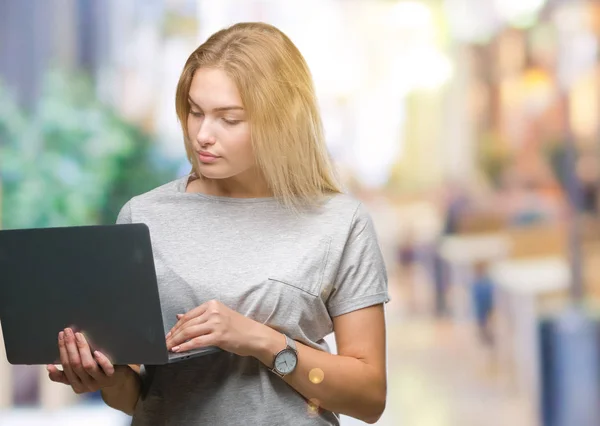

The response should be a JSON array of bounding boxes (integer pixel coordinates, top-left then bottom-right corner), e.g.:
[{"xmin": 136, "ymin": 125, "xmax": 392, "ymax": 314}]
[{"xmin": 197, "ymin": 151, "xmax": 220, "ymax": 164}]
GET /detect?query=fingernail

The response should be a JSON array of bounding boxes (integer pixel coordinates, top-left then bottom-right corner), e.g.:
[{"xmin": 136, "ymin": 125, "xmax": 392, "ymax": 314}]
[
  {"xmin": 177, "ymin": 314, "xmax": 183, "ymax": 319},
  {"xmin": 171, "ymin": 346, "xmax": 180, "ymax": 352},
  {"xmin": 58, "ymin": 332, "xmax": 64, "ymax": 341},
  {"xmin": 65, "ymin": 328, "xmax": 72, "ymax": 337},
  {"xmin": 75, "ymin": 333, "xmax": 84, "ymax": 343},
  {"xmin": 94, "ymin": 351, "xmax": 100, "ymax": 358},
  {"xmin": 165, "ymin": 331, "xmax": 171, "ymax": 339}
]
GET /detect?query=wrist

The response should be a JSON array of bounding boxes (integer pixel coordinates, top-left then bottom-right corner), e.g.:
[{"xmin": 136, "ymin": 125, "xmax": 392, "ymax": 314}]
[
  {"xmin": 106, "ymin": 365, "xmax": 136, "ymax": 389},
  {"xmin": 250, "ymin": 323, "xmax": 286, "ymax": 367}
]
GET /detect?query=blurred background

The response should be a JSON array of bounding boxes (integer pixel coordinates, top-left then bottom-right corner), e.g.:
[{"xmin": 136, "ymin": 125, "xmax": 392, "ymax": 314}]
[{"xmin": 2, "ymin": 0, "xmax": 600, "ymax": 425}]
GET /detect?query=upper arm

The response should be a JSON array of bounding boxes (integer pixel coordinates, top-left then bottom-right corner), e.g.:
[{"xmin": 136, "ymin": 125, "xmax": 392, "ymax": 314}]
[
  {"xmin": 326, "ymin": 203, "xmax": 388, "ymax": 386},
  {"xmin": 326, "ymin": 203, "xmax": 389, "ymax": 317},
  {"xmin": 333, "ymin": 304, "xmax": 386, "ymax": 378}
]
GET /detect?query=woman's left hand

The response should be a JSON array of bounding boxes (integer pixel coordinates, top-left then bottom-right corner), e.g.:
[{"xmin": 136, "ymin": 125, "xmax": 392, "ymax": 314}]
[{"xmin": 165, "ymin": 300, "xmax": 275, "ymax": 357}]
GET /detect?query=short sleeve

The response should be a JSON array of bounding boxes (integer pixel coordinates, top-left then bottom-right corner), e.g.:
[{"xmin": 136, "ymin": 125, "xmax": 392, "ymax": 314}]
[
  {"xmin": 326, "ymin": 203, "xmax": 390, "ymax": 317},
  {"xmin": 116, "ymin": 200, "xmax": 133, "ymax": 224}
]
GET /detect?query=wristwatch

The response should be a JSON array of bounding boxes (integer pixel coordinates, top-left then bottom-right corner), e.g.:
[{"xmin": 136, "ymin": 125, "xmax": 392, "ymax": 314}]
[{"xmin": 271, "ymin": 334, "xmax": 298, "ymax": 377}]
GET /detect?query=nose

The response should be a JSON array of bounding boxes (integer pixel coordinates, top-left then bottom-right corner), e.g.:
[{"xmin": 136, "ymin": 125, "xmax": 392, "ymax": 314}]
[{"xmin": 195, "ymin": 119, "xmax": 216, "ymax": 148}]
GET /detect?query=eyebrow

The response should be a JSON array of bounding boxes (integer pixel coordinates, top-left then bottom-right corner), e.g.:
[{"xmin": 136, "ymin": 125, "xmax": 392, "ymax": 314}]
[{"xmin": 188, "ymin": 97, "xmax": 244, "ymax": 112}]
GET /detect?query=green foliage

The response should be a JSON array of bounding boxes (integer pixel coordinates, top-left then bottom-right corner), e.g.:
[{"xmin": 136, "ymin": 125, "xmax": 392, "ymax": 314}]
[{"xmin": 0, "ymin": 70, "xmax": 179, "ymax": 229}]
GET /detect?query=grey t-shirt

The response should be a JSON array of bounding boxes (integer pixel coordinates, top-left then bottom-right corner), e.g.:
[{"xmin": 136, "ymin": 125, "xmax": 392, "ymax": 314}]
[{"xmin": 117, "ymin": 175, "xmax": 389, "ymax": 426}]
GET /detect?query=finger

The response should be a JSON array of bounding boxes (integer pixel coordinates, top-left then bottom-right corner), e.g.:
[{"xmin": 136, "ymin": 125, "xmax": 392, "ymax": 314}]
[
  {"xmin": 93, "ymin": 351, "xmax": 115, "ymax": 377},
  {"xmin": 58, "ymin": 331, "xmax": 83, "ymax": 391},
  {"xmin": 64, "ymin": 328, "xmax": 94, "ymax": 389},
  {"xmin": 171, "ymin": 334, "xmax": 214, "ymax": 353},
  {"xmin": 165, "ymin": 314, "xmax": 184, "ymax": 340},
  {"xmin": 47, "ymin": 364, "xmax": 70, "ymax": 385},
  {"xmin": 167, "ymin": 312, "xmax": 212, "ymax": 349},
  {"xmin": 166, "ymin": 305, "xmax": 205, "ymax": 340},
  {"xmin": 168, "ymin": 322, "xmax": 212, "ymax": 351},
  {"xmin": 75, "ymin": 333, "xmax": 104, "ymax": 381},
  {"xmin": 168, "ymin": 305, "xmax": 208, "ymax": 336},
  {"xmin": 167, "ymin": 305, "xmax": 209, "ymax": 344}
]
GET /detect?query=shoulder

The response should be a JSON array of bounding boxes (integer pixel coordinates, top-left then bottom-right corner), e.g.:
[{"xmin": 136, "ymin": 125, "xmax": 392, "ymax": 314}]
[
  {"xmin": 132, "ymin": 178, "xmax": 183, "ymax": 204},
  {"xmin": 312, "ymin": 193, "xmax": 377, "ymax": 242},
  {"xmin": 128, "ymin": 175, "xmax": 187, "ymax": 208},
  {"xmin": 116, "ymin": 175, "xmax": 188, "ymax": 223},
  {"xmin": 323, "ymin": 193, "xmax": 372, "ymax": 227}
]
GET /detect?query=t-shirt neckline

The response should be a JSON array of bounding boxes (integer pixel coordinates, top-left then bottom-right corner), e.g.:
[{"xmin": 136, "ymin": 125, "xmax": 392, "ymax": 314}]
[{"xmin": 177, "ymin": 174, "xmax": 277, "ymax": 204}]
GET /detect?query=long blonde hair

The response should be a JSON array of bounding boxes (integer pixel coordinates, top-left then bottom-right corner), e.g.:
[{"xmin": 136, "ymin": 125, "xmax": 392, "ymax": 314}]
[{"xmin": 175, "ymin": 22, "xmax": 342, "ymax": 206}]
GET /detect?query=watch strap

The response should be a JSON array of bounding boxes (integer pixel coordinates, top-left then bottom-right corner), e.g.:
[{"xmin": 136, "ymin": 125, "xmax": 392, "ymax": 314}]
[{"xmin": 284, "ymin": 334, "xmax": 297, "ymax": 353}]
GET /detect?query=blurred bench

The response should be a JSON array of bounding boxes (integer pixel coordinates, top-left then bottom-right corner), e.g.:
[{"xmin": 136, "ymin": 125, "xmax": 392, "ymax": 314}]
[
  {"xmin": 456, "ymin": 211, "xmax": 506, "ymax": 235},
  {"xmin": 490, "ymin": 224, "xmax": 571, "ymax": 425},
  {"xmin": 439, "ymin": 218, "xmax": 573, "ymax": 422},
  {"xmin": 491, "ymin": 257, "xmax": 569, "ymax": 425}
]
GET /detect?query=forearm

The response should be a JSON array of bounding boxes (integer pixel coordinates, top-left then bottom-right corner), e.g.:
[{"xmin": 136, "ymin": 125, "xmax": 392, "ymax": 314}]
[
  {"xmin": 253, "ymin": 328, "xmax": 386, "ymax": 423},
  {"xmin": 101, "ymin": 366, "xmax": 141, "ymax": 415}
]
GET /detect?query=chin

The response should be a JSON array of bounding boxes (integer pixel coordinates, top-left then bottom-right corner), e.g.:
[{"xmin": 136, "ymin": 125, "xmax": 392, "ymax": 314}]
[{"xmin": 196, "ymin": 166, "xmax": 234, "ymax": 180}]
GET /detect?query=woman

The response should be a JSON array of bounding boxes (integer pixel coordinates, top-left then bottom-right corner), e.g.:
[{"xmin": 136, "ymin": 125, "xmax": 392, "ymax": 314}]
[{"xmin": 47, "ymin": 22, "xmax": 389, "ymax": 425}]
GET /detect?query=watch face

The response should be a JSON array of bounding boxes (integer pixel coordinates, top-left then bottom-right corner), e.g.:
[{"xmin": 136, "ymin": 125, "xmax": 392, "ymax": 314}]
[{"xmin": 275, "ymin": 349, "xmax": 297, "ymax": 374}]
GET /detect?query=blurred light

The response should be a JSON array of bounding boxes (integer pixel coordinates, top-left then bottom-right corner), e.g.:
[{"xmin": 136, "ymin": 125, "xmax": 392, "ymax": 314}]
[
  {"xmin": 391, "ymin": 47, "xmax": 453, "ymax": 93},
  {"xmin": 494, "ymin": 0, "xmax": 547, "ymax": 27},
  {"xmin": 570, "ymin": 70, "xmax": 600, "ymax": 140},
  {"xmin": 307, "ymin": 398, "xmax": 321, "ymax": 418},
  {"xmin": 549, "ymin": 3, "xmax": 598, "ymax": 90},
  {"xmin": 388, "ymin": 1, "xmax": 433, "ymax": 30},
  {"xmin": 415, "ymin": 50, "xmax": 453, "ymax": 90},
  {"xmin": 444, "ymin": 0, "xmax": 501, "ymax": 43},
  {"xmin": 308, "ymin": 368, "xmax": 325, "ymax": 384},
  {"xmin": 385, "ymin": 1, "xmax": 453, "ymax": 94},
  {"xmin": 520, "ymin": 68, "xmax": 554, "ymax": 115},
  {"xmin": 556, "ymin": 33, "xmax": 598, "ymax": 90},
  {"xmin": 522, "ymin": 68, "xmax": 552, "ymax": 90},
  {"xmin": 552, "ymin": 2, "xmax": 588, "ymax": 33},
  {"xmin": 353, "ymin": 91, "xmax": 405, "ymax": 188}
]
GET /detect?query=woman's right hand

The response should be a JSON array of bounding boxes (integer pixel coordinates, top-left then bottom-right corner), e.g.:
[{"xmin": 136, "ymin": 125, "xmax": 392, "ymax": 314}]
[{"xmin": 47, "ymin": 327, "xmax": 130, "ymax": 394}]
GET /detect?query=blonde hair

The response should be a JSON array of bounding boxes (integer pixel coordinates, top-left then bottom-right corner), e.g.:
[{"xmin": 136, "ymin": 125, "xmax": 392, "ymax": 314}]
[{"xmin": 175, "ymin": 22, "xmax": 342, "ymax": 206}]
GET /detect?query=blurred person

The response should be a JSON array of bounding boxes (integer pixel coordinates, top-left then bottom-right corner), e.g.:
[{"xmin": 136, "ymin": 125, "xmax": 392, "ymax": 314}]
[
  {"xmin": 430, "ymin": 242, "xmax": 449, "ymax": 318},
  {"xmin": 428, "ymin": 181, "xmax": 470, "ymax": 318},
  {"xmin": 576, "ymin": 152, "xmax": 600, "ymax": 216},
  {"xmin": 470, "ymin": 261, "xmax": 495, "ymax": 346},
  {"xmin": 397, "ymin": 230, "xmax": 417, "ymax": 271},
  {"xmin": 396, "ymin": 229, "xmax": 420, "ymax": 314},
  {"xmin": 46, "ymin": 22, "xmax": 389, "ymax": 425},
  {"xmin": 441, "ymin": 180, "xmax": 470, "ymax": 235}
]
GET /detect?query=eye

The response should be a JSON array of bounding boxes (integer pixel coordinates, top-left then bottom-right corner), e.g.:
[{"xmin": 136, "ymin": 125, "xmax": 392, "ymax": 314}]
[
  {"xmin": 222, "ymin": 118, "xmax": 240, "ymax": 125},
  {"xmin": 190, "ymin": 110, "xmax": 204, "ymax": 118}
]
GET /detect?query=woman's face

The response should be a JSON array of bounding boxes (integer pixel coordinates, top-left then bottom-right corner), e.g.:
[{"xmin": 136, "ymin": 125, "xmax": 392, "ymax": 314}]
[{"xmin": 187, "ymin": 68, "xmax": 254, "ymax": 180}]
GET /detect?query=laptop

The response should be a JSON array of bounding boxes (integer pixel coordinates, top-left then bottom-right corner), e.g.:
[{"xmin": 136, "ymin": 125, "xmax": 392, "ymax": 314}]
[{"xmin": 0, "ymin": 223, "xmax": 220, "ymax": 365}]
